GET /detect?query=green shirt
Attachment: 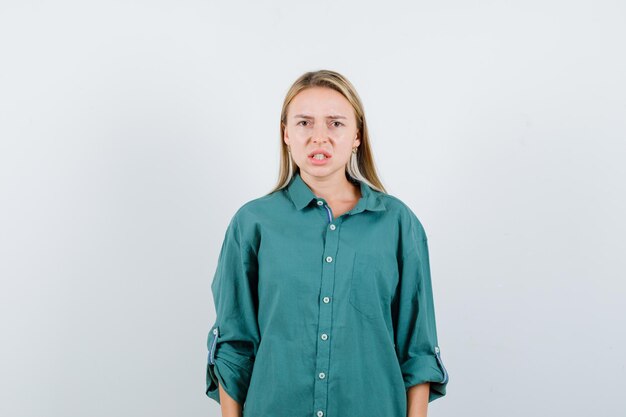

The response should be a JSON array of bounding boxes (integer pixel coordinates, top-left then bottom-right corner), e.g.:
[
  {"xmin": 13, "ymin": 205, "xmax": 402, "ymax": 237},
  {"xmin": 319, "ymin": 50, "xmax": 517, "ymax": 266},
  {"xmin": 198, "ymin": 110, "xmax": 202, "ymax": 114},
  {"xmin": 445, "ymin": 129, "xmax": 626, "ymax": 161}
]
[{"xmin": 206, "ymin": 171, "xmax": 449, "ymax": 416}]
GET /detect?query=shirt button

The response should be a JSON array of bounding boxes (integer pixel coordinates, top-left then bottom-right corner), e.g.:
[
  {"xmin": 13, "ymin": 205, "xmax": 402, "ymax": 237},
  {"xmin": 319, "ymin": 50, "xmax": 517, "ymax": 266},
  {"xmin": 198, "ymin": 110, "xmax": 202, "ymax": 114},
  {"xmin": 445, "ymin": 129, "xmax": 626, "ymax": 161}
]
[
  {"xmin": 323, "ymin": 296, "xmax": 330, "ymax": 303},
  {"xmin": 326, "ymin": 256, "xmax": 332, "ymax": 263},
  {"xmin": 212, "ymin": 329, "xmax": 218, "ymax": 335},
  {"xmin": 329, "ymin": 224, "xmax": 336, "ymax": 230},
  {"xmin": 317, "ymin": 200, "xmax": 324, "ymax": 206},
  {"xmin": 319, "ymin": 372, "xmax": 326, "ymax": 379},
  {"xmin": 321, "ymin": 333, "xmax": 328, "ymax": 340},
  {"xmin": 317, "ymin": 411, "xmax": 324, "ymax": 417}
]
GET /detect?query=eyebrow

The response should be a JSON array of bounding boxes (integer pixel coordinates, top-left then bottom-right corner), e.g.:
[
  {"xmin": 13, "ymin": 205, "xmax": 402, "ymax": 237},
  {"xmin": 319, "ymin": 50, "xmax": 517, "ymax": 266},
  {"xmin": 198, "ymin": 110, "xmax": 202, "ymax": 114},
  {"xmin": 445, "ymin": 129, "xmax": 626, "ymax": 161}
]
[{"xmin": 293, "ymin": 114, "xmax": 347, "ymax": 120}]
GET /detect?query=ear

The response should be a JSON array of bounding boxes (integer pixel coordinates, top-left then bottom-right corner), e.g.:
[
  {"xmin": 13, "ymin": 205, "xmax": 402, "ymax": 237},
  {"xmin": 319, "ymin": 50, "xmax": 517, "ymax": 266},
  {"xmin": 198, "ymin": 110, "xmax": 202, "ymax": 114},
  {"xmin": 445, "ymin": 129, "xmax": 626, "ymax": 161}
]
[{"xmin": 283, "ymin": 124, "xmax": 289, "ymax": 146}]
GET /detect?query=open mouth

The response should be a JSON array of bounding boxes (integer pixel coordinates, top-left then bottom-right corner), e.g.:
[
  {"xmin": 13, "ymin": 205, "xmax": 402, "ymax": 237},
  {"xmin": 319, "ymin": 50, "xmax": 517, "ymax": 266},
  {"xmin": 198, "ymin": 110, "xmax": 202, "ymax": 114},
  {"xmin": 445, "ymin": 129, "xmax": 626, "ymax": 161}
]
[
  {"xmin": 308, "ymin": 151, "xmax": 332, "ymax": 164},
  {"xmin": 308, "ymin": 149, "xmax": 332, "ymax": 160}
]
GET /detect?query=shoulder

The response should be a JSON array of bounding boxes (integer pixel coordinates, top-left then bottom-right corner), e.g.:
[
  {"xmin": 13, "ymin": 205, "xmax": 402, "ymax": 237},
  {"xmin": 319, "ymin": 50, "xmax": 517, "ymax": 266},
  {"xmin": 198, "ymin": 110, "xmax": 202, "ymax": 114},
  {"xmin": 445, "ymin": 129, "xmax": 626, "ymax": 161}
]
[
  {"xmin": 377, "ymin": 191, "xmax": 428, "ymax": 241},
  {"xmin": 230, "ymin": 189, "xmax": 283, "ymax": 223},
  {"xmin": 225, "ymin": 189, "xmax": 285, "ymax": 242}
]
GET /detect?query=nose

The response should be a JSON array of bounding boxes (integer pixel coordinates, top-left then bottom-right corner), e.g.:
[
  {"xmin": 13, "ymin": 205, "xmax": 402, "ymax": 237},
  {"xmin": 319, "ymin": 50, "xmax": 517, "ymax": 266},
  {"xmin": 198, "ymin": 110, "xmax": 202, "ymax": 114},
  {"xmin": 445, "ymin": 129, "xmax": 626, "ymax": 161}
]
[{"xmin": 311, "ymin": 123, "xmax": 329, "ymax": 142}]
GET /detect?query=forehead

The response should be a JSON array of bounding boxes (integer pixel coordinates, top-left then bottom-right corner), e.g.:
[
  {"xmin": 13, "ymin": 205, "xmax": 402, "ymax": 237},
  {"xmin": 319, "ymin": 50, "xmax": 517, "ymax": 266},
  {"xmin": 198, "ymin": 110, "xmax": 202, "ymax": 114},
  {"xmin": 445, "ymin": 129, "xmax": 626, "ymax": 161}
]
[{"xmin": 288, "ymin": 87, "xmax": 354, "ymax": 118}]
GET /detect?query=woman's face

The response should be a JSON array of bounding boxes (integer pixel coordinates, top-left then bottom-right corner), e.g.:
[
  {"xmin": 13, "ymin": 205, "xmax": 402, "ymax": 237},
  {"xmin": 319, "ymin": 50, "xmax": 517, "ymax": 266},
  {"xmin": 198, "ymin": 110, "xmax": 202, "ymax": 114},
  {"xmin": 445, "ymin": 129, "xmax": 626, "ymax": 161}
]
[{"xmin": 284, "ymin": 86, "xmax": 360, "ymax": 180}]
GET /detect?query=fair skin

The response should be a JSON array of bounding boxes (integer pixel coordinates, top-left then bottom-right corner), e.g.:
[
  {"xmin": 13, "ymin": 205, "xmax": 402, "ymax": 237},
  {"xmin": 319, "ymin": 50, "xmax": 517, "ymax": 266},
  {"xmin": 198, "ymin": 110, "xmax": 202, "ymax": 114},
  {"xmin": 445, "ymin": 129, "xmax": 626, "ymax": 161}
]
[
  {"xmin": 217, "ymin": 86, "xmax": 430, "ymax": 417},
  {"xmin": 283, "ymin": 86, "xmax": 362, "ymax": 214},
  {"xmin": 218, "ymin": 383, "xmax": 242, "ymax": 417},
  {"xmin": 407, "ymin": 382, "xmax": 430, "ymax": 417}
]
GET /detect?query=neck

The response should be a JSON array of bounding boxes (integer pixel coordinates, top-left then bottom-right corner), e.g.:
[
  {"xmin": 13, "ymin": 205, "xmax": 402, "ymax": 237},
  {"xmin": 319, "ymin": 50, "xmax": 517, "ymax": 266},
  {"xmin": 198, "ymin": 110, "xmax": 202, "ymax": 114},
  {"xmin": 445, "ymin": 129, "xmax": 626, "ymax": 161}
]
[{"xmin": 299, "ymin": 170, "xmax": 361, "ymax": 202}]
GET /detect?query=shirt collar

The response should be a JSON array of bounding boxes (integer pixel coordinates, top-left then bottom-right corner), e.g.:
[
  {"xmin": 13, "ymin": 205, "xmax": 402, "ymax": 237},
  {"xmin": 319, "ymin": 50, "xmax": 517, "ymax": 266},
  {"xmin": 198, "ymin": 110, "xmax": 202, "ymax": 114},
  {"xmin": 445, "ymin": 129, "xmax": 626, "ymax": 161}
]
[{"xmin": 286, "ymin": 171, "xmax": 386, "ymax": 214}]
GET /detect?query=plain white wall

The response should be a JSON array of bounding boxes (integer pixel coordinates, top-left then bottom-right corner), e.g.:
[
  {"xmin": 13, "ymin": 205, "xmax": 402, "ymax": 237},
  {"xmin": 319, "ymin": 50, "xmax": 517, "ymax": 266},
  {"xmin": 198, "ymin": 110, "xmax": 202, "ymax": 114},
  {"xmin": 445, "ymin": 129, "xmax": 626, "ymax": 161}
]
[{"xmin": 1, "ymin": 1, "xmax": 624, "ymax": 416}]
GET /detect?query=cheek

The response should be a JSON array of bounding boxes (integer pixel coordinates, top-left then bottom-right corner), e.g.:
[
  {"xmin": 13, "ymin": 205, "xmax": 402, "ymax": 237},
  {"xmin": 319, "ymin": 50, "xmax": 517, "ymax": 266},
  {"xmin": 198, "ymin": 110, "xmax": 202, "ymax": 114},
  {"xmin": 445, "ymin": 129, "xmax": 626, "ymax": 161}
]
[
  {"xmin": 290, "ymin": 143, "xmax": 310, "ymax": 160},
  {"xmin": 288, "ymin": 128, "xmax": 309, "ymax": 141}
]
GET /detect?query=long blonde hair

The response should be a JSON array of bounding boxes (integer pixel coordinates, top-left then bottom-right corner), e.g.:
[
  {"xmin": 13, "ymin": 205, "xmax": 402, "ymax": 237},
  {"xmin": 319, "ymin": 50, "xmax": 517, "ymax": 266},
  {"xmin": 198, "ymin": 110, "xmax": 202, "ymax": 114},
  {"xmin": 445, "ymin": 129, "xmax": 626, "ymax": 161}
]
[{"xmin": 266, "ymin": 69, "xmax": 387, "ymax": 195}]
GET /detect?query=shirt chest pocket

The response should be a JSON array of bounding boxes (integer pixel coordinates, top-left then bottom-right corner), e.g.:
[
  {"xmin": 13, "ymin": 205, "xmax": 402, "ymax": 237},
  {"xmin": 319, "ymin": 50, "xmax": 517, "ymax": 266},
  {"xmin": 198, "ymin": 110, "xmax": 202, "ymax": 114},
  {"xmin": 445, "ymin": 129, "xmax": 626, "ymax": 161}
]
[{"xmin": 349, "ymin": 251, "xmax": 398, "ymax": 320}]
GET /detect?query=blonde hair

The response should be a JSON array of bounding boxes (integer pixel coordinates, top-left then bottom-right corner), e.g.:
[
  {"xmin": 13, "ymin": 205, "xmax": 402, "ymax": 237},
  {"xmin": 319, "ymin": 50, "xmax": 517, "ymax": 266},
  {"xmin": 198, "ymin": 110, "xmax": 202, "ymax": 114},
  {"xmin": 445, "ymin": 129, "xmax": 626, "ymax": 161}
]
[{"xmin": 266, "ymin": 69, "xmax": 387, "ymax": 195}]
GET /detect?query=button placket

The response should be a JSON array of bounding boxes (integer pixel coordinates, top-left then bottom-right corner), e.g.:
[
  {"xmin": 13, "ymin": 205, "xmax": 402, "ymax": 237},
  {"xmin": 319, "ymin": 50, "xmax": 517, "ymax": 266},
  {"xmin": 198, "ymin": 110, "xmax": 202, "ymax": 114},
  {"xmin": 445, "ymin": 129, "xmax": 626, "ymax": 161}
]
[{"xmin": 313, "ymin": 200, "xmax": 342, "ymax": 417}]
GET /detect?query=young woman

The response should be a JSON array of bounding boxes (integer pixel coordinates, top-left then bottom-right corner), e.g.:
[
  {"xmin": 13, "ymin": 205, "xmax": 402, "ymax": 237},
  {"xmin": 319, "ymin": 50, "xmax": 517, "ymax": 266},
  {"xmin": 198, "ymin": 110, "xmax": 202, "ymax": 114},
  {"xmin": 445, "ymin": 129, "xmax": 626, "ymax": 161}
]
[{"xmin": 206, "ymin": 70, "xmax": 449, "ymax": 417}]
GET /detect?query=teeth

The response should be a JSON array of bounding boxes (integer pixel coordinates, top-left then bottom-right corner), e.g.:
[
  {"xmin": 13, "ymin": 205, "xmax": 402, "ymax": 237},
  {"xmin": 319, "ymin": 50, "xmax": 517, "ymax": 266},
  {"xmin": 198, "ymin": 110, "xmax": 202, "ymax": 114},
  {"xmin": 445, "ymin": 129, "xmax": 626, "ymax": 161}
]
[{"xmin": 312, "ymin": 154, "xmax": 326, "ymax": 160}]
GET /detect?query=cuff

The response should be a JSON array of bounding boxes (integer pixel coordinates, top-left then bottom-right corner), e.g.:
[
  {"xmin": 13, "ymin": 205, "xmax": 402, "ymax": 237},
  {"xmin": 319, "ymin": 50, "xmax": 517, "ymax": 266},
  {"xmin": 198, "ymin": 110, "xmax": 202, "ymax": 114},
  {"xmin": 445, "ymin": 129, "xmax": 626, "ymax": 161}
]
[
  {"xmin": 205, "ymin": 326, "xmax": 255, "ymax": 406},
  {"xmin": 400, "ymin": 347, "xmax": 449, "ymax": 403}
]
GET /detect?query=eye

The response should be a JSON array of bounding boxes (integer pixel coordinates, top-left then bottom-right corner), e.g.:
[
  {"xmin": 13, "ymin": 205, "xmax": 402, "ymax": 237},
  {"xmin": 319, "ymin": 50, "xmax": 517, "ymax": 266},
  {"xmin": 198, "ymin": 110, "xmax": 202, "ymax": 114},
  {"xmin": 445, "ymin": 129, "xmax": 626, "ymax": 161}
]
[
  {"xmin": 331, "ymin": 121, "xmax": 344, "ymax": 127},
  {"xmin": 297, "ymin": 120, "xmax": 309, "ymax": 126}
]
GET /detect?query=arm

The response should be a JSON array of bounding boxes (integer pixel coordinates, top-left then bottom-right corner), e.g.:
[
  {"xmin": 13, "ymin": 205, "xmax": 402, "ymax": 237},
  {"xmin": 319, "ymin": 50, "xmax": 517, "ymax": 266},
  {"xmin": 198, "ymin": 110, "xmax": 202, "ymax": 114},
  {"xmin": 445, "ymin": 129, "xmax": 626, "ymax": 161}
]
[
  {"xmin": 407, "ymin": 382, "xmax": 430, "ymax": 417},
  {"xmin": 218, "ymin": 381, "xmax": 243, "ymax": 417},
  {"xmin": 205, "ymin": 211, "xmax": 261, "ymax": 409},
  {"xmin": 393, "ymin": 212, "xmax": 449, "ymax": 405}
]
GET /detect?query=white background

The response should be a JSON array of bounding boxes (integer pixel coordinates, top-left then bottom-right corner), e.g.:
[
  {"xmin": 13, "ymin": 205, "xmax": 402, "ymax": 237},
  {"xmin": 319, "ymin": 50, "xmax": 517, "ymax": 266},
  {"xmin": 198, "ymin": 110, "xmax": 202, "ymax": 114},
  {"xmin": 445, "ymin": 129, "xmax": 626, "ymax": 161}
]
[{"xmin": 1, "ymin": 1, "xmax": 624, "ymax": 416}]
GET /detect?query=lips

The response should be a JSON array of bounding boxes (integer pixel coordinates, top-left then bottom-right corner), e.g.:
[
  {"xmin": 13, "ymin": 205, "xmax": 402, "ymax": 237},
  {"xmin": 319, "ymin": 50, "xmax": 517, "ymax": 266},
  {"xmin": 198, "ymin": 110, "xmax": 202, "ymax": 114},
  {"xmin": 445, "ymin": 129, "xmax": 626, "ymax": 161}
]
[{"xmin": 308, "ymin": 149, "xmax": 332, "ymax": 158}]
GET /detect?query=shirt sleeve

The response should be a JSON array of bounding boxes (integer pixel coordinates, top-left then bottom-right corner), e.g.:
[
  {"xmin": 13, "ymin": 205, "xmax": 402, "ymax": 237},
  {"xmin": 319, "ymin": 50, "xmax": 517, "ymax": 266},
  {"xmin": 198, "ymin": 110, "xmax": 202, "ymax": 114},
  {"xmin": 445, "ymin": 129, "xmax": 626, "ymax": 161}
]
[
  {"xmin": 392, "ymin": 212, "xmax": 449, "ymax": 402},
  {"xmin": 206, "ymin": 211, "xmax": 260, "ymax": 407}
]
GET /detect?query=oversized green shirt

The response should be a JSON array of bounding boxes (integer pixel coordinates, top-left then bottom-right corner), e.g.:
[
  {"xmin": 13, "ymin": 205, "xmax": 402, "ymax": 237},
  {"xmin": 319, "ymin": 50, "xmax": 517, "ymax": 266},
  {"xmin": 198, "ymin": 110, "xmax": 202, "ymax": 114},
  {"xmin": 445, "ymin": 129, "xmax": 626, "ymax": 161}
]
[{"xmin": 206, "ymin": 171, "xmax": 449, "ymax": 416}]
